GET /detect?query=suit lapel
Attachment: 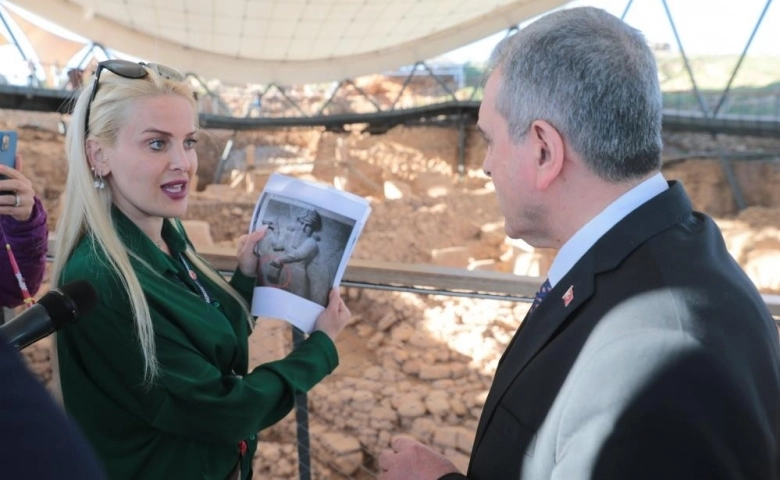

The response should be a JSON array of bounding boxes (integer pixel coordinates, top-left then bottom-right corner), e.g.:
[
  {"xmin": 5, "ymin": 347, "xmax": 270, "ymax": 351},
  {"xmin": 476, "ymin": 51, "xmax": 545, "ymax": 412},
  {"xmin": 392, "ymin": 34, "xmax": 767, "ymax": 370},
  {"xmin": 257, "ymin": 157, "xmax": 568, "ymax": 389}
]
[{"xmin": 474, "ymin": 257, "xmax": 596, "ymax": 444}]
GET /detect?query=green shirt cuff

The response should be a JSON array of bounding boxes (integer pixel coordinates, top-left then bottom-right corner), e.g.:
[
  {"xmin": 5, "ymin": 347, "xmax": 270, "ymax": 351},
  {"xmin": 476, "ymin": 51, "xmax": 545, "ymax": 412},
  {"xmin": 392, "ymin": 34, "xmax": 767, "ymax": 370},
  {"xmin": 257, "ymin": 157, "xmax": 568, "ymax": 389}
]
[
  {"xmin": 229, "ymin": 268, "xmax": 256, "ymax": 299},
  {"xmin": 307, "ymin": 330, "xmax": 339, "ymax": 372}
]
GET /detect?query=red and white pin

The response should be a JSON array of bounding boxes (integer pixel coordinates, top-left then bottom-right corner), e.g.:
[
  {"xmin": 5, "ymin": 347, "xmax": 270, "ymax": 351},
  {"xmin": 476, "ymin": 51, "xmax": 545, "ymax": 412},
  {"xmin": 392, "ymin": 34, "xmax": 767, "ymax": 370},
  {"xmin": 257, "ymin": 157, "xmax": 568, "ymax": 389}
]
[{"xmin": 562, "ymin": 286, "xmax": 574, "ymax": 307}]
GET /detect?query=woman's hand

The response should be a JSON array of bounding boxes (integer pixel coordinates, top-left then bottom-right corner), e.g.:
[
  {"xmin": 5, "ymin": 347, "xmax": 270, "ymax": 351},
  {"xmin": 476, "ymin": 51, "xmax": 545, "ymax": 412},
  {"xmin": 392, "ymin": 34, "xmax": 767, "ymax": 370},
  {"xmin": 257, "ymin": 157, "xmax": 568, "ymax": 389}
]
[
  {"xmin": 315, "ymin": 288, "xmax": 350, "ymax": 341},
  {"xmin": 236, "ymin": 226, "xmax": 267, "ymax": 277},
  {"xmin": 0, "ymin": 155, "xmax": 35, "ymax": 222}
]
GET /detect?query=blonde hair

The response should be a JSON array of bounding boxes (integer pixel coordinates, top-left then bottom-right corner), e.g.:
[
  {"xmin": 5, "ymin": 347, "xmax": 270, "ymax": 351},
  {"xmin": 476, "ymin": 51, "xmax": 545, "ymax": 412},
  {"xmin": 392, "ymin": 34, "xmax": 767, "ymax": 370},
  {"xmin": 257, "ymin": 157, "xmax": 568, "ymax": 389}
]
[{"xmin": 52, "ymin": 64, "xmax": 253, "ymax": 385}]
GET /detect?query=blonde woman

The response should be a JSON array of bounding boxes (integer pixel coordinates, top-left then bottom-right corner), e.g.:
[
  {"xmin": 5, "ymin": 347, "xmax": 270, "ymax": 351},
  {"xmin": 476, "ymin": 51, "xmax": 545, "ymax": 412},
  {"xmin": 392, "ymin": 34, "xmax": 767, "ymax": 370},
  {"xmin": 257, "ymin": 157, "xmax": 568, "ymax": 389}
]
[{"xmin": 52, "ymin": 60, "xmax": 350, "ymax": 480}]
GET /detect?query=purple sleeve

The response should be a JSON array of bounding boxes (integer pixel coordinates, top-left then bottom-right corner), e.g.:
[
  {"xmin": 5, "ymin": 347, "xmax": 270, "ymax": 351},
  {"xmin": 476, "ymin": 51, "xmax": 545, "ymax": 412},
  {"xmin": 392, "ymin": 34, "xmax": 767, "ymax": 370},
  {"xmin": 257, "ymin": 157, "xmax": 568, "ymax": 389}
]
[{"xmin": 0, "ymin": 197, "xmax": 48, "ymax": 308}]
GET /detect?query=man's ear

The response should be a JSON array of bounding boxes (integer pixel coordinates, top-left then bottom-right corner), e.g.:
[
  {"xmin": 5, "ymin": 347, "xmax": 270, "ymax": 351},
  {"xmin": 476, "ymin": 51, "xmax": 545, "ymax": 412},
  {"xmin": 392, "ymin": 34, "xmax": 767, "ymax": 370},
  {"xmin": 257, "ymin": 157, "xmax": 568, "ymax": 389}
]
[
  {"xmin": 85, "ymin": 138, "xmax": 111, "ymax": 175},
  {"xmin": 529, "ymin": 119, "xmax": 564, "ymax": 190}
]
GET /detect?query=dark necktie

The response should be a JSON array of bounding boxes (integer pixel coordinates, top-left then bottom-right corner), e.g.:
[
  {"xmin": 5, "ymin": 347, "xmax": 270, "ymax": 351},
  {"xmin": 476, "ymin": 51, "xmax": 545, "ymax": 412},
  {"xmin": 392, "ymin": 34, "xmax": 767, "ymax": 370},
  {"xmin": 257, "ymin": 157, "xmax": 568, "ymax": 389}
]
[{"xmin": 528, "ymin": 278, "xmax": 552, "ymax": 316}]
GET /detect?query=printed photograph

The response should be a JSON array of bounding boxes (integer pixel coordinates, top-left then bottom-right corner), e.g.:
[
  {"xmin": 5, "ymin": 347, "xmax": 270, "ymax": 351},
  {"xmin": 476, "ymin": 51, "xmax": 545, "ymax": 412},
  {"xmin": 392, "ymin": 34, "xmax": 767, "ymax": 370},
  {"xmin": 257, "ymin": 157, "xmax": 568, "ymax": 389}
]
[{"xmin": 251, "ymin": 196, "xmax": 357, "ymax": 307}]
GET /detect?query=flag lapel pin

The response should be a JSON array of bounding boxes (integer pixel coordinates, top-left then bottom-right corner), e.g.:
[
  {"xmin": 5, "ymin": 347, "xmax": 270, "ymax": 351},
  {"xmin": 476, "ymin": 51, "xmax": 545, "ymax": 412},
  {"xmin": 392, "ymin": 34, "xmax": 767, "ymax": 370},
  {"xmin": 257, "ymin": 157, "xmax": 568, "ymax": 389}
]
[{"xmin": 562, "ymin": 286, "xmax": 574, "ymax": 307}]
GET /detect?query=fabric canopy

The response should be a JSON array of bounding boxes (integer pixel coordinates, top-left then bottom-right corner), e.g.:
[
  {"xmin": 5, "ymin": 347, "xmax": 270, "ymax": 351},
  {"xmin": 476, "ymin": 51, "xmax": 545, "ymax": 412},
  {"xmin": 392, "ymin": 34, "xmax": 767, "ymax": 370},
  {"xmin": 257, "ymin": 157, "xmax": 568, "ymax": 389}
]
[{"xmin": 11, "ymin": 0, "xmax": 568, "ymax": 85}]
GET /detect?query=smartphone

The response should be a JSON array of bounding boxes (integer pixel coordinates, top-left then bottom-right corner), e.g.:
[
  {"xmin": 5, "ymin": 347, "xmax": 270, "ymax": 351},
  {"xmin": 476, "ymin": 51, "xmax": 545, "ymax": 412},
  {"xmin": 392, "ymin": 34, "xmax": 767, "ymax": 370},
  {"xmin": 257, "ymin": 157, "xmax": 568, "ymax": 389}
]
[{"xmin": 0, "ymin": 131, "xmax": 17, "ymax": 180}]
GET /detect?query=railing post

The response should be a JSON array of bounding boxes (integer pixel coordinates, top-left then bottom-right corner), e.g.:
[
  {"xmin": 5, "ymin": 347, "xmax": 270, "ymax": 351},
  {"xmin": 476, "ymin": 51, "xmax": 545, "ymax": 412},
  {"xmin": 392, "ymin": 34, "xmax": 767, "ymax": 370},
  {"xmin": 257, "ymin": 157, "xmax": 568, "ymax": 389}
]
[{"xmin": 292, "ymin": 326, "xmax": 312, "ymax": 480}]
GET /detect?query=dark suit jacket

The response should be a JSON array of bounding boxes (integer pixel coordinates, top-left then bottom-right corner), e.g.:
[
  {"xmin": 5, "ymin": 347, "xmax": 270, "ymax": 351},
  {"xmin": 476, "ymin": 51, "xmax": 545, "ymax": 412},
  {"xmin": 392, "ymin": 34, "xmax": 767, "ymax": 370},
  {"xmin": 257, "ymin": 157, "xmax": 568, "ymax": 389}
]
[
  {"xmin": 0, "ymin": 336, "xmax": 106, "ymax": 479},
  {"xmin": 449, "ymin": 182, "xmax": 780, "ymax": 479}
]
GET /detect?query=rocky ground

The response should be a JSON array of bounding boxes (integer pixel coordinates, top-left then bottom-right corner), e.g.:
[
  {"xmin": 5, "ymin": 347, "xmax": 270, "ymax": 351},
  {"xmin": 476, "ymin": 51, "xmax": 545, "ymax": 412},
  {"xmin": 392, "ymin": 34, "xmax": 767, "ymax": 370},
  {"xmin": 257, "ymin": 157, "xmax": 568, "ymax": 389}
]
[{"xmin": 2, "ymin": 109, "xmax": 780, "ymax": 479}]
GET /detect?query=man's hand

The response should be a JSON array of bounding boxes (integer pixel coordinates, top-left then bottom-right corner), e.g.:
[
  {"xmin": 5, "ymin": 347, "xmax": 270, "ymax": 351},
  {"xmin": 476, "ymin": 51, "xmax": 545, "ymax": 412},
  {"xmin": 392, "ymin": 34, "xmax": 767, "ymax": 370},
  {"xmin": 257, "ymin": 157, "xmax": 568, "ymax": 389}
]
[{"xmin": 378, "ymin": 436, "xmax": 461, "ymax": 480}]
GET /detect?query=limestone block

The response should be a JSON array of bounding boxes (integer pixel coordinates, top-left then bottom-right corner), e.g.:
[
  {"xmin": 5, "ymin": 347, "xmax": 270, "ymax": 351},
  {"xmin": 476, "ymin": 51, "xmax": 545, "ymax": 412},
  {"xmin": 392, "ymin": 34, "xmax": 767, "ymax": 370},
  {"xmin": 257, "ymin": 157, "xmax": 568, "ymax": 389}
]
[
  {"xmin": 410, "ymin": 417, "xmax": 438, "ymax": 443},
  {"xmin": 390, "ymin": 323, "xmax": 415, "ymax": 342},
  {"xmin": 367, "ymin": 332, "xmax": 384, "ymax": 349},
  {"xmin": 377, "ymin": 312, "xmax": 397, "ymax": 331},
  {"xmin": 433, "ymin": 426, "xmax": 460, "ymax": 449},
  {"xmin": 450, "ymin": 396, "xmax": 469, "ymax": 417},
  {"xmin": 355, "ymin": 324, "xmax": 375, "ymax": 338},
  {"xmin": 424, "ymin": 390, "xmax": 451, "ymax": 416},
  {"xmin": 247, "ymin": 171, "xmax": 271, "ymax": 193},
  {"xmin": 201, "ymin": 183, "xmax": 240, "ymax": 200},
  {"xmin": 744, "ymin": 249, "xmax": 780, "ymax": 293},
  {"xmin": 456, "ymin": 426, "xmax": 476, "ymax": 453},
  {"xmin": 468, "ymin": 258, "xmax": 497, "ymax": 271},
  {"xmin": 244, "ymin": 144, "xmax": 255, "ymax": 168},
  {"xmin": 431, "ymin": 246, "xmax": 471, "ymax": 268},
  {"xmin": 419, "ymin": 365, "xmax": 451, "ymax": 380},
  {"xmin": 480, "ymin": 221, "xmax": 507, "ymax": 248},
  {"xmin": 412, "ymin": 172, "xmax": 452, "ymax": 198},
  {"xmin": 319, "ymin": 432, "xmax": 363, "ymax": 475},
  {"xmin": 508, "ymin": 238, "xmax": 557, "ymax": 277},
  {"xmin": 401, "ymin": 359, "xmax": 422, "ymax": 375},
  {"xmin": 396, "ymin": 398, "xmax": 427, "ymax": 418},
  {"xmin": 447, "ymin": 362, "xmax": 469, "ymax": 379},
  {"xmin": 369, "ymin": 406, "xmax": 398, "ymax": 430},
  {"xmin": 180, "ymin": 220, "xmax": 215, "ymax": 249},
  {"xmin": 444, "ymin": 448, "xmax": 471, "ymax": 474},
  {"xmin": 370, "ymin": 406, "xmax": 398, "ymax": 423},
  {"xmin": 363, "ymin": 365, "xmax": 384, "ymax": 381},
  {"xmin": 391, "ymin": 391, "xmax": 421, "ymax": 409},
  {"xmin": 256, "ymin": 442, "xmax": 281, "ymax": 462},
  {"xmin": 384, "ymin": 180, "xmax": 415, "ymax": 200}
]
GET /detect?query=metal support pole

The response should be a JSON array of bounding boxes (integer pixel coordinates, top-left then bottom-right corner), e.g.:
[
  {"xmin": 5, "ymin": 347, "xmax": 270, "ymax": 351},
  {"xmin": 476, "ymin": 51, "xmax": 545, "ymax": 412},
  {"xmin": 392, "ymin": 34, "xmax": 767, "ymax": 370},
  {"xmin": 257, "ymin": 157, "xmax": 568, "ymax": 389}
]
[
  {"xmin": 292, "ymin": 327, "xmax": 312, "ymax": 480},
  {"xmin": 212, "ymin": 135, "xmax": 236, "ymax": 185},
  {"xmin": 345, "ymin": 79, "xmax": 382, "ymax": 112},
  {"xmin": 0, "ymin": 6, "xmax": 40, "ymax": 87},
  {"xmin": 186, "ymin": 73, "xmax": 233, "ymax": 115},
  {"xmin": 317, "ymin": 81, "xmax": 344, "ymax": 115},
  {"xmin": 661, "ymin": 0, "xmax": 746, "ymax": 211},
  {"xmin": 713, "ymin": 0, "xmax": 772, "ymax": 117},
  {"xmin": 273, "ymin": 84, "xmax": 310, "ymax": 117},
  {"xmin": 620, "ymin": 0, "xmax": 635, "ymax": 19},
  {"xmin": 0, "ymin": 7, "xmax": 28, "ymax": 62},
  {"xmin": 74, "ymin": 44, "xmax": 97, "ymax": 70},
  {"xmin": 390, "ymin": 64, "xmax": 420, "ymax": 110},
  {"xmin": 419, "ymin": 61, "xmax": 457, "ymax": 101},
  {"xmin": 93, "ymin": 43, "xmax": 112, "ymax": 61},
  {"xmin": 457, "ymin": 115, "xmax": 467, "ymax": 183},
  {"xmin": 661, "ymin": 0, "xmax": 710, "ymax": 117}
]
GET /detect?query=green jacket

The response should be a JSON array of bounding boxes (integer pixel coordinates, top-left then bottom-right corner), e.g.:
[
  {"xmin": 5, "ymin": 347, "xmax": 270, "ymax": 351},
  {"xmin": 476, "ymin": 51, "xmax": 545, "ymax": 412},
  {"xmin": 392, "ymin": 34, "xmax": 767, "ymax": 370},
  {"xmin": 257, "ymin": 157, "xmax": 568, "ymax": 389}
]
[{"xmin": 57, "ymin": 209, "xmax": 339, "ymax": 480}]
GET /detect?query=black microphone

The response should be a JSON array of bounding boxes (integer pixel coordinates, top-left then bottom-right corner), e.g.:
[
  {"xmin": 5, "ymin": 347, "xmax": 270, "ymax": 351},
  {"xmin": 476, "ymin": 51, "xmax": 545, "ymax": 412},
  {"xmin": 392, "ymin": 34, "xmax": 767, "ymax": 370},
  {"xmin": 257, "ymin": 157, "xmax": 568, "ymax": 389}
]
[{"xmin": 0, "ymin": 280, "xmax": 98, "ymax": 350}]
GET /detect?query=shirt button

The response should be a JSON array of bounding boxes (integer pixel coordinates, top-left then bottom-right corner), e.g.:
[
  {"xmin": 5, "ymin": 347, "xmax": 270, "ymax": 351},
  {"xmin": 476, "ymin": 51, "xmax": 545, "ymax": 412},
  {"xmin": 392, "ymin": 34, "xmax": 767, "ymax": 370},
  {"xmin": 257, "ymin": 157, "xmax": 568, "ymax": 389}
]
[
  {"xmin": 212, "ymin": 301, "xmax": 221, "ymax": 308},
  {"xmin": 249, "ymin": 434, "xmax": 256, "ymax": 441}
]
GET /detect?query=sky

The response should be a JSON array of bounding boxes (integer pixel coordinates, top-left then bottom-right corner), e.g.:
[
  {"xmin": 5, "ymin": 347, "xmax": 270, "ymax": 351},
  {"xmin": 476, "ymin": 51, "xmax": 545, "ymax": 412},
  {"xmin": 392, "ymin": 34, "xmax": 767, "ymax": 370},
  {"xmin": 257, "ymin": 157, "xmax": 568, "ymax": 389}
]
[{"xmin": 440, "ymin": 0, "xmax": 778, "ymax": 64}]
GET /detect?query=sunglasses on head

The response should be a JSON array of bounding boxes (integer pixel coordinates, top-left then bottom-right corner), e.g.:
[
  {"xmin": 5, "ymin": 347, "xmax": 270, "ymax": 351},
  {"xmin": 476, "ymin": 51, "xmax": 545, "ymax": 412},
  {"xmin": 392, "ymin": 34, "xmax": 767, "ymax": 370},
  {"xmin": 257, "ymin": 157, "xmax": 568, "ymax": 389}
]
[{"xmin": 84, "ymin": 59, "xmax": 186, "ymax": 137}]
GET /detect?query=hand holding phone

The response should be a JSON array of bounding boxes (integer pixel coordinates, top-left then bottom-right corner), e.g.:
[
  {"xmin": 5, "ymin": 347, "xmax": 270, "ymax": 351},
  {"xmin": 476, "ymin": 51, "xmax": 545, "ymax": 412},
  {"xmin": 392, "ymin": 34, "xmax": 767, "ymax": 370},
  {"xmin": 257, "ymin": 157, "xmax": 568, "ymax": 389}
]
[
  {"xmin": 0, "ymin": 131, "xmax": 17, "ymax": 180},
  {"xmin": 0, "ymin": 132, "xmax": 36, "ymax": 222}
]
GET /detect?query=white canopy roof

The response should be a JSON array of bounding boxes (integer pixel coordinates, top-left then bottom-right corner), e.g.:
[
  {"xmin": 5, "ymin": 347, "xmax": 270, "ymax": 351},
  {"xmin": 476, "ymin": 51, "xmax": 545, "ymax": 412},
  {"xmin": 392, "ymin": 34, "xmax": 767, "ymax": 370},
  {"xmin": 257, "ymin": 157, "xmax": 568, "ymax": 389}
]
[{"xmin": 13, "ymin": 0, "xmax": 568, "ymax": 85}]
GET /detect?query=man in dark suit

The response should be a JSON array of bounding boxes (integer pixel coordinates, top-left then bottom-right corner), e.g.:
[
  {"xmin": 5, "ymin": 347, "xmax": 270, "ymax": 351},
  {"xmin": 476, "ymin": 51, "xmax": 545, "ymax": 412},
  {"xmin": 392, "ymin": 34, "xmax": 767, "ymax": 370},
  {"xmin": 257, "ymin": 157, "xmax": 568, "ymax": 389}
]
[
  {"xmin": 0, "ymin": 336, "xmax": 106, "ymax": 479},
  {"xmin": 379, "ymin": 6, "xmax": 780, "ymax": 480}
]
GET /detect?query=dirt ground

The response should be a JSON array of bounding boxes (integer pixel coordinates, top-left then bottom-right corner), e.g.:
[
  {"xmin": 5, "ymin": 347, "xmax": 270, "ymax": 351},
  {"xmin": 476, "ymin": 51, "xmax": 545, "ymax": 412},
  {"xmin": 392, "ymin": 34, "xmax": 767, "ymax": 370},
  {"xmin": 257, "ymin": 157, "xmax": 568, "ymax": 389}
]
[{"xmin": 3, "ymin": 109, "xmax": 780, "ymax": 478}]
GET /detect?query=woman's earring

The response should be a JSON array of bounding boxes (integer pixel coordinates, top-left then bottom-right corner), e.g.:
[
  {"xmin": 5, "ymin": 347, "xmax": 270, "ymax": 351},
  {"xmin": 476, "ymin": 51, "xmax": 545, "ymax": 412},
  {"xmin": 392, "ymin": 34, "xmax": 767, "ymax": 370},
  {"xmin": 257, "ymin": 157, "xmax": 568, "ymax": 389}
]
[{"xmin": 93, "ymin": 170, "xmax": 105, "ymax": 190}]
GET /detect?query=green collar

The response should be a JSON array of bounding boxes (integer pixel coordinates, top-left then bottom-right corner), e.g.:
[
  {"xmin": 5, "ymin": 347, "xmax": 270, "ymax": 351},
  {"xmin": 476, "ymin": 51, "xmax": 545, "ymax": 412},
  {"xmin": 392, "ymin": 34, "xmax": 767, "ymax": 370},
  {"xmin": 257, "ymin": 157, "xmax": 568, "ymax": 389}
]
[{"xmin": 111, "ymin": 206, "xmax": 190, "ymax": 273}]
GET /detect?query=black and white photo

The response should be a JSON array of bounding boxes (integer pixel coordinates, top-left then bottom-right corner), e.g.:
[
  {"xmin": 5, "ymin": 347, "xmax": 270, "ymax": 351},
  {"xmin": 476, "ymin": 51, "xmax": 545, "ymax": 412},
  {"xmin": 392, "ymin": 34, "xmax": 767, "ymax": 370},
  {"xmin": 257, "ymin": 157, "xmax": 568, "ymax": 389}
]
[{"xmin": 249, "ymin": 173, "xmax": 371, "ymax": 332}]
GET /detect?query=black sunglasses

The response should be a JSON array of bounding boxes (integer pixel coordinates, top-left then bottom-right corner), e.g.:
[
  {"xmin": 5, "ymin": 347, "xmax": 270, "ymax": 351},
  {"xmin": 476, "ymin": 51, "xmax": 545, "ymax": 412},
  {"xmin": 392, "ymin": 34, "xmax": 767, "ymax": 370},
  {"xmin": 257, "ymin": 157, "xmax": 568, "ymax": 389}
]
[{"xmin": 84, "ymin": 59, "xmax": 185, "ymax": 137}]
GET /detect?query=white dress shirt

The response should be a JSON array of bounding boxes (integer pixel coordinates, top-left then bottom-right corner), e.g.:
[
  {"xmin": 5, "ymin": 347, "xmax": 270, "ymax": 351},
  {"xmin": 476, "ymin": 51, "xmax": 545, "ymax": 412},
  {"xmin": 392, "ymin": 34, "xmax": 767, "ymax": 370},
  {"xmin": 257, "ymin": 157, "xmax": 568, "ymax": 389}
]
[{"xmin": 547, "ymin": 173, "xmax": 669, "ymax": 288}]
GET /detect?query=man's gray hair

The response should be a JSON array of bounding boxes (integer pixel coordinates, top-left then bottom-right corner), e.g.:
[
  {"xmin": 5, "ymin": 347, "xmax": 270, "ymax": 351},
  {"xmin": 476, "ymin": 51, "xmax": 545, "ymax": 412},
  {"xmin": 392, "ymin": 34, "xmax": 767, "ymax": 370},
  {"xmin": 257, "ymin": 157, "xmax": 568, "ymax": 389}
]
[{"xmin": 486, "ymin": 7, "xmax": 663, "ymax": 182}]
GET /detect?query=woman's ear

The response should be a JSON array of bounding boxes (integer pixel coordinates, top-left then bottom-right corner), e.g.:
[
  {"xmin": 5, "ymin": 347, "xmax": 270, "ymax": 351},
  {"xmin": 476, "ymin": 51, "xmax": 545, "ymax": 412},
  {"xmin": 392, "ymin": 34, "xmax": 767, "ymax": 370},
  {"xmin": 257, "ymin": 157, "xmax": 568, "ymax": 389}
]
[{"xmin": 85, "ymin": 139, "xmax": 111, "ymax": 175}]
